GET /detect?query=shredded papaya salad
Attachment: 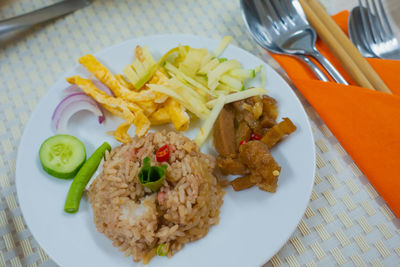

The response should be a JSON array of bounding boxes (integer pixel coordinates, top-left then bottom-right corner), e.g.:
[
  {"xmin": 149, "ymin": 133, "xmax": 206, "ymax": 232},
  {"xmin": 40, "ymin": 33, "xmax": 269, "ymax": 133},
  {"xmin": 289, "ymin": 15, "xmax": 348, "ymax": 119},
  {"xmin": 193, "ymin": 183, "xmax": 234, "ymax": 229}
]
[{"xmin": 52, "ymin": 36, "xmax": 267, "ymax": 146}]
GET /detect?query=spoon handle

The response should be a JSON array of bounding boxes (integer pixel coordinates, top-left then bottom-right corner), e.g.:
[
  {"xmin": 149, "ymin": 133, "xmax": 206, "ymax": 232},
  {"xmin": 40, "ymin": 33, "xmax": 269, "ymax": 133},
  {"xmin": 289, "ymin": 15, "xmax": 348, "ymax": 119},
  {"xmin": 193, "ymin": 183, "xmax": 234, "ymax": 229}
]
[
  {"xmin": 298, "ymin": 55, "xmax": 329, "ymax": 82},
  {"xmin": 386, "ymin": 52, "xmax": 400, "ymax": 60},
  {"xmin": 311, "ymin": 50, "xmax": 348, "ymax": 84},
  {"xmin": 0, "ymin": 0, "xmax": 89, "ymax": 37}
]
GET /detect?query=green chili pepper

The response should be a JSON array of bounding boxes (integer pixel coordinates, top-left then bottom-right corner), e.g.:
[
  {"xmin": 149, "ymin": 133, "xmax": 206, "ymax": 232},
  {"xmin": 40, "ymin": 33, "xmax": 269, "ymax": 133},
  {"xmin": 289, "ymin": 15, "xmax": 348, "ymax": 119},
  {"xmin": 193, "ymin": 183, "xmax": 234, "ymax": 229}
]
[
  {"xmin": 138, "ymin": 157, "xmax": 167, "ymax": 192},
  {"xmin": 64, "ymin": 142, "xmax": 111, "ymax": 213},
  {"xmin": 156, "ymin": 243, "xmax": 169, "ymax": 256}
]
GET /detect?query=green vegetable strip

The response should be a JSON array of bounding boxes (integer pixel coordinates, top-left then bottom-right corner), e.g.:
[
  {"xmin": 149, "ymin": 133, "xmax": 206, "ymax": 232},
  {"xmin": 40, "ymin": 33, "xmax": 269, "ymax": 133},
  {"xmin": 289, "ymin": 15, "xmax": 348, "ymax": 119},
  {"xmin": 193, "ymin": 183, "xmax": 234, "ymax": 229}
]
[
  {"xmin": 64, "ymin": 142, "xmax": 111, "ymax": 213},
  {"xmin": 156, "ymin": 243, "xmax": 169, "ymax": 256},
  {"xmin": 138, "ymin": 157, "xmax": 167, "ymax": 192}
]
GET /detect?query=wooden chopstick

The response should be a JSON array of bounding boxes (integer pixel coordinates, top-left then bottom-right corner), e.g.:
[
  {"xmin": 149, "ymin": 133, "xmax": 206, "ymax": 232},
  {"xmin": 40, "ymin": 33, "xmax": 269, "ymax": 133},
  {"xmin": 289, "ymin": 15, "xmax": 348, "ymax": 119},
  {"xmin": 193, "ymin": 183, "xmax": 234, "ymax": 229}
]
[
  {"xmin": 298, "ymin": 0, "xmax": 392, "ymax": 94},
  {"xmin": 298, "ymin": 0, "xmax": 373, "ymax": 90}
]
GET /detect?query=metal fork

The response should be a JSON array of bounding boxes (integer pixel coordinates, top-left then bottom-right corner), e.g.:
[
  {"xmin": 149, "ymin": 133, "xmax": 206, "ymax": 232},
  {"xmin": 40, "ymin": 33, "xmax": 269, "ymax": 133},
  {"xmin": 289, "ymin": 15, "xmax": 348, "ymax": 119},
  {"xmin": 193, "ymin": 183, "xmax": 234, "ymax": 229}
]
[
  {"xmin": 358, "ymin": 0, "xmax": 400, "ymax": 60},
  {"xmin": 349, "ymin": 7, "xmax": 376, "ymax": 58},
  {"xmin": 260, "ymin": 0, "xmax": 348, "ymax": 84},
  {"xmin": 240, "ymin": 0, "xmax": 329, "ymax": 81}
]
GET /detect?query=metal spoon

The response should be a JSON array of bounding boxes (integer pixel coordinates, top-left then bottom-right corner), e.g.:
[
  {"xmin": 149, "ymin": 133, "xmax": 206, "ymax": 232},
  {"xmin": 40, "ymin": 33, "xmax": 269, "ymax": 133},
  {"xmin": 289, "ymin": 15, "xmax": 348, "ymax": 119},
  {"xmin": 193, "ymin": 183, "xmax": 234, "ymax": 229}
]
[{"xmin": 240, "ymin": 0, "xmax": 329, "ymax": 82}]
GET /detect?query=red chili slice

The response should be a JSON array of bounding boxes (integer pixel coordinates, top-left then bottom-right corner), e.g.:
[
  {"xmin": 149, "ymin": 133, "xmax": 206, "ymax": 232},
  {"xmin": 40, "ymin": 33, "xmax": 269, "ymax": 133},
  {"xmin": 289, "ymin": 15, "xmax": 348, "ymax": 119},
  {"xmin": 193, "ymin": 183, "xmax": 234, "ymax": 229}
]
[
  {"xmin": 251, "ymin": 133, "xmax": 261, "ymax": 140},
  {"xmin": 156, "ymin": 145, "xmax": 170, "ymax": 162},
  {"xmin": 239, "ymin": 140, "xmax": 248, "ymax": 148}
]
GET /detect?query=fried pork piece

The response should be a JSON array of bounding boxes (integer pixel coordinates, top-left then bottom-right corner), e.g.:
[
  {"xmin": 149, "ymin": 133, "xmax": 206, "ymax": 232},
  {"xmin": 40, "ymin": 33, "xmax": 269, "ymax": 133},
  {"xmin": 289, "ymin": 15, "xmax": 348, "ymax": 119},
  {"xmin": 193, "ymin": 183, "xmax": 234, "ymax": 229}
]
[
  {"xmin": 238, "ymin": 141, "xmax": 281, "ymax": 193},
  {"xmin": 230, "ymin": 175, "xmax": 255, "ymax": 191},
  {"xmin": 213, "ymin": 94, "xmax": 296, "ymax": 193},
  {"xmin": 213, "ymin": 105, "xmax": 236, "ymax": 157},
  {"xmin": 217, "ymin": 156, "xmax": 249, "ymax": 175},
  {"xmin": 257, "ymin": 95, "xmax": 278, "ymax": 129},
  {"xmin": 261, "ymin": 118, "xmax": 297, "ymax": 149},
  {"xmin": 262, "ymin": 95, "xmax": 278, "ymax": 121},
  {"xmin": 259, "ymin": 114, "xmax": 276, "ymax": 128},
  {"xmin": 233, "ymin": 96, "xmax": 278, "ymax": 133},
  {"xmin": 213, "ymin": 105, "xmax": 246, "ymax": 175},
  {"xmin": 232, "ymin": 97, "xmax": 261, "ymax": 130},
  {"xmin": 235, "ymin": 121, "xmax": 252, "ymax": 147}
]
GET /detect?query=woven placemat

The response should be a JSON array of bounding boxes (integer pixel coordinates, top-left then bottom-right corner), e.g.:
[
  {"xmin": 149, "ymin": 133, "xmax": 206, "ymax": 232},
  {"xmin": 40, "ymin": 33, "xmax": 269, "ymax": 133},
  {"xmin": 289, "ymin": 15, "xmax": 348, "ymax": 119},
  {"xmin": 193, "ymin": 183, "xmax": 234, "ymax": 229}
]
[{"xmin": 0, "ymin": 0, "xmax": 399, "ymax": 266}]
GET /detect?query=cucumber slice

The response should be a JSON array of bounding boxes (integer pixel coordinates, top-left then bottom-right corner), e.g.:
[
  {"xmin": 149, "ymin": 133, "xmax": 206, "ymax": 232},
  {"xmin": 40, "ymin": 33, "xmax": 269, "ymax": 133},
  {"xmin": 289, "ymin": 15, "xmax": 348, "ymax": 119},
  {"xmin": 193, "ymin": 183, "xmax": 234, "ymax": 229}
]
[{"xmin": 39, "ymin": 135, "xmax": 86, "ymax": 179}]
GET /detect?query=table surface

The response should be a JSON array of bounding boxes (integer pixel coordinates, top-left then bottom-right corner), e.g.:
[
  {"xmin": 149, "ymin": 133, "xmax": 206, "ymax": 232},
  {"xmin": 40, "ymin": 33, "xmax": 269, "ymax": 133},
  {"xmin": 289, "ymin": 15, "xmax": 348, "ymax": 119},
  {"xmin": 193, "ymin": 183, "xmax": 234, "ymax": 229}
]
[{"xmin": 1, "ymin": 0, "xmax": 399, "ymax": 266}]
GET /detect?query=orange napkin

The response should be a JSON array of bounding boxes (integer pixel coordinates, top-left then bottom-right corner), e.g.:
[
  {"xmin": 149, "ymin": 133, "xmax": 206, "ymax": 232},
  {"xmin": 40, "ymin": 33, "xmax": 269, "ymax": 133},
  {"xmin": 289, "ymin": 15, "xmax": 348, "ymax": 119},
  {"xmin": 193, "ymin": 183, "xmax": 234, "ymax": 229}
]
[{"xmin": 270, "ymin": 11, "xmax": 400, "ymax": 217}]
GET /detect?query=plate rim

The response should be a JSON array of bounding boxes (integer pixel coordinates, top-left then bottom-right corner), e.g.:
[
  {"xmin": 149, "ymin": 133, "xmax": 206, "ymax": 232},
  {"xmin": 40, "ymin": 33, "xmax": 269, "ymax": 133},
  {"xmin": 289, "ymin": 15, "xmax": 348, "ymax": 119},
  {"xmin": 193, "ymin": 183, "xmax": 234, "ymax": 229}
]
[{"xmin": 15, "ymin": 33, "xmax": 316, "ymax": 267}]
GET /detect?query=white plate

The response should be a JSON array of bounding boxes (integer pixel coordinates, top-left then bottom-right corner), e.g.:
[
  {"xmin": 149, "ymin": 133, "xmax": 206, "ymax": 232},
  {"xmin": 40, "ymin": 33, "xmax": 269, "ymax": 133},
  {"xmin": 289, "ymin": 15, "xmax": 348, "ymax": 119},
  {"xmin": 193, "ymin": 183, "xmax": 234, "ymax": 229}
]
[{"xmin": 16, "ymin": 35, "xmax": 315, "ymax": 267}]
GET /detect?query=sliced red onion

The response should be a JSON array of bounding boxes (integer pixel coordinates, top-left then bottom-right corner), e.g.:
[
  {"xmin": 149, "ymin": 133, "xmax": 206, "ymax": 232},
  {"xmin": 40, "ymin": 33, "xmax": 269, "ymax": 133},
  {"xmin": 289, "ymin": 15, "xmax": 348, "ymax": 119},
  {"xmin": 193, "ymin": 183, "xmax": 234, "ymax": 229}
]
[
  {"xmin": 63, "ymin": 85, "xmax": 82, "ymax": 95},
  {"xmin": 52, "ymin": 92, "xmax": 105, "ymax": 133},
  {"xmin": 91, "ymin": 79, "xmax": 114, "ymax": 96}
]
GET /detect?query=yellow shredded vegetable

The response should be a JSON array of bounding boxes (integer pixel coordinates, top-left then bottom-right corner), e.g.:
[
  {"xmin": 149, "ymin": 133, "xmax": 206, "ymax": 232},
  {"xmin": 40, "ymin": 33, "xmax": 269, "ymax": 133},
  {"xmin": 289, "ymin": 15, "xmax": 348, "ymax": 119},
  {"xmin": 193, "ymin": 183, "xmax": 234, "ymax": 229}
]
[{"xmin": 66, "ymin": 36, "xmax": 267, "ymax": 145}]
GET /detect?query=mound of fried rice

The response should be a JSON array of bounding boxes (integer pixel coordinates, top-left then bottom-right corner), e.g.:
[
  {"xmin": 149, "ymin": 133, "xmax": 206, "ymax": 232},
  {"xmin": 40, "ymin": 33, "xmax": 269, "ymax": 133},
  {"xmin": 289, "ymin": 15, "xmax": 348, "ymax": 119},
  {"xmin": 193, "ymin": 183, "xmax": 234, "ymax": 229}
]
[{"xmin": 88, "ymin": 131, "xmax": 224, "ymax": 263}]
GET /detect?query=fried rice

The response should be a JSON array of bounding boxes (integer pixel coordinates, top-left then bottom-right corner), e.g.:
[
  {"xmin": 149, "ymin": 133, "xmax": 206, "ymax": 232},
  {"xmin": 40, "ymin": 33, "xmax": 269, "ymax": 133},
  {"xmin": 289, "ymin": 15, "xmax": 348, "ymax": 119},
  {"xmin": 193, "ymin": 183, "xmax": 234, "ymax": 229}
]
[{"xmin": 88, "ymin": 131, "xmax": 224, "ymax": 263}]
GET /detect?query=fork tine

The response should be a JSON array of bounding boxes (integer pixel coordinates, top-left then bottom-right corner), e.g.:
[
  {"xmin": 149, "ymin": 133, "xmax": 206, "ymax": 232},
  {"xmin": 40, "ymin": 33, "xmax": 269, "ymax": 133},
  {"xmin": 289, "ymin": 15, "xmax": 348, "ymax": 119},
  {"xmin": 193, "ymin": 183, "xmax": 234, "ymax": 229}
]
[
  {"xmin": 269, "ymin": 0, "xmax": 291, "ymax": 25},
  {"xmin": 280, "ymin": 0, "xmax": 296, "ymax": 18},
  {"xmin": 370, "ymin": 0, "xmax": 386, "ymax": 41},
  {"xmin": 262, "ymin": 0, "xmax": 287, "ymax": 31},
  {"xmin": 365, "ymin": 0, "xmax": 380, "ymax": 43},
  {"xmin": 252, "ymin": 0, "xmax": 279, "ymax": 38},
  {"xmin": 377, "ymin": 0, "xmax": 394, "ymax": 37},
  {"xmin": 244, "ymin": 0, "xmax": 260, "ymax": 22},
  {"xmin": 358, "ymin": 0, "xmax": 376, "ymax": 45},
  {"xmin": 286, "ymin": 0, "xmax": 308, "ymax": 23}
]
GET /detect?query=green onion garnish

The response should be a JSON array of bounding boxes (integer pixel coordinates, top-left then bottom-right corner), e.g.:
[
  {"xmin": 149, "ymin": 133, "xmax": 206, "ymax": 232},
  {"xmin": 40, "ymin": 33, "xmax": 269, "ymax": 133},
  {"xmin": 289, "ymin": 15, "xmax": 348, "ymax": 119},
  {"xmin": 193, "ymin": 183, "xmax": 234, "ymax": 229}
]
[{"xmin": 156, "ymin": 243, "xmax": 169, "ymax": 256}]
